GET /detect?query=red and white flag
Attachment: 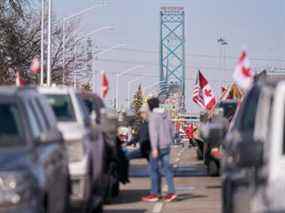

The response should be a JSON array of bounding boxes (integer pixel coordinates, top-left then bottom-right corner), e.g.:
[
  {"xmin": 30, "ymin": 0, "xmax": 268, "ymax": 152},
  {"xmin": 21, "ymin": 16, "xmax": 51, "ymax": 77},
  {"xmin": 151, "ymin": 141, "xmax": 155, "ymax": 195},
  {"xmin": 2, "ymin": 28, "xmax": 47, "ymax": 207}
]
[
  {"xmin": 30, "ymin": 57, "xmax": 40, "ymax": 74},
  {"xmin": 192, "ymin": 71, "xmax": 216, "ymax": 111},
  {"xmin": 233, "ymin": 50, "xmax": 254, "ymax": 90},
  {"xmin": 15, "ymin": 71, "xmax": 25, "ymax": 87},
  {"xmin": 101, "ymin": 71, "xmax": 109, "ymax": 98}
]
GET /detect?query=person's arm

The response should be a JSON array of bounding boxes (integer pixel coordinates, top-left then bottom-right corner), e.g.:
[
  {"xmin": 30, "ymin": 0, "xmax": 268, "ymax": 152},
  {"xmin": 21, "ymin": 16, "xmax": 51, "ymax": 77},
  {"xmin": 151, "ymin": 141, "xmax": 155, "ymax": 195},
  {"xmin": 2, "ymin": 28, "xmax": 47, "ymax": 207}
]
[{"xmin": 148, "ymin": 115, "xmax": 159, "ymax": 150}]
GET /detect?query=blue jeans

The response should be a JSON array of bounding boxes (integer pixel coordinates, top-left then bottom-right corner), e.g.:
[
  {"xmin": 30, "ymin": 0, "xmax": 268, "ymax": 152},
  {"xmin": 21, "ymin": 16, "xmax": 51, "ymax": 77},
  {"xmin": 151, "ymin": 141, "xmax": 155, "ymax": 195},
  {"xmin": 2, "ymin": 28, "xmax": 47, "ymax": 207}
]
[{"xmin": 149, "ymin": 147, "xmax": 175, "ymax": 195}]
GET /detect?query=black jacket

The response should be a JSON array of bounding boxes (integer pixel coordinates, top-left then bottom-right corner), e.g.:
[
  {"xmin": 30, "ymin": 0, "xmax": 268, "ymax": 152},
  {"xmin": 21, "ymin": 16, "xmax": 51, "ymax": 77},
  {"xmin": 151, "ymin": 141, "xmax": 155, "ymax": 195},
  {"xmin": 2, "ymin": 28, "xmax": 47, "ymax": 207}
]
[{"xmin": 138, "ymin": 121, "xmax": 151, "ymax": 159}]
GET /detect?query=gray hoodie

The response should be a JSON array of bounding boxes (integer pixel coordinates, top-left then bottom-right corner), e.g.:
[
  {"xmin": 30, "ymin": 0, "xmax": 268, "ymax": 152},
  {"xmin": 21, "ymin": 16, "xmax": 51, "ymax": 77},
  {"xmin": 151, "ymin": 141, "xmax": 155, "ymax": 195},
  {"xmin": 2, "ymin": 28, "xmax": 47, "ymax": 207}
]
[{"xmin": 148, "ymin": 108, "xmax": 175, "ymax": 150}]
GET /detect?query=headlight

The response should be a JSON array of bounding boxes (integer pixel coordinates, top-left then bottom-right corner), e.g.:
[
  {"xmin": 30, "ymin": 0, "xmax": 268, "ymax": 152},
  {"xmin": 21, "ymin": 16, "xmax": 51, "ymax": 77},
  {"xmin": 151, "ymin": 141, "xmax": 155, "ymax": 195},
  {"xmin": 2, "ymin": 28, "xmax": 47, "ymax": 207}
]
[
  {"xmin": 67, "ymin": 140, "xmax": 85, "ymax": 162},
  {"xmin": 0, "ymin": 172, "xmax": 32, "ymax": 205}
]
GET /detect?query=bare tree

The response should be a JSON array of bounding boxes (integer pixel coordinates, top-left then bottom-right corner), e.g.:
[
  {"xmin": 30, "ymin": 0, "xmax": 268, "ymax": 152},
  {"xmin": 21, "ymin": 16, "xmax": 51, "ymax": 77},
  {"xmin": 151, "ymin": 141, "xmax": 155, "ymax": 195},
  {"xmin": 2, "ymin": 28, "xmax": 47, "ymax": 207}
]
[{"xmin": 0, "ymin": 1, "xmax": 92, "ymax": 86}]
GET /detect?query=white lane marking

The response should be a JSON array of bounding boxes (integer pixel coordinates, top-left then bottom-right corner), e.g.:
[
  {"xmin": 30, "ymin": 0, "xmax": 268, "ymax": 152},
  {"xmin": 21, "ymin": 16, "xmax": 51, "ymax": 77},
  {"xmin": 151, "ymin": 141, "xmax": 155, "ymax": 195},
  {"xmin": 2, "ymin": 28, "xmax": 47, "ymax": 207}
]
[{"xmin": 152, "ymin": 202, "xmax": 164, "ymax": 213}]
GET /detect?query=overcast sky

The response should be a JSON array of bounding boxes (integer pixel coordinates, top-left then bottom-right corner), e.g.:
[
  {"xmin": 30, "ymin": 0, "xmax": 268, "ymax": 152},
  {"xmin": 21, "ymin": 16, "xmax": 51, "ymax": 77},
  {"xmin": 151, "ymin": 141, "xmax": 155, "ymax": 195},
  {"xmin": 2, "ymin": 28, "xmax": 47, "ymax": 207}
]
[{"xmin": 55, "ymin": 0, "xmax": 285, "ymax": 111}]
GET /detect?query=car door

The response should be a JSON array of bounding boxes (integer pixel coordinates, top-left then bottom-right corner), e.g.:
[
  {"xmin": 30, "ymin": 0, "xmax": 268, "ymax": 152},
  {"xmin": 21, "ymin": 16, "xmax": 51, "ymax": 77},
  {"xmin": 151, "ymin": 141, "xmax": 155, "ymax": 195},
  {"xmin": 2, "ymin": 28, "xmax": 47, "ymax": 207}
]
[
  {"xmin": 34, "ymin": 95, "xmax": 69, "ymax": 212},
  {"xmin": 266, "ymin": 82, "xmax": 285, "ymax": 210},
  {"xmin": 25, "ymin": 94, "xmax": 63, "ymax": 213}
]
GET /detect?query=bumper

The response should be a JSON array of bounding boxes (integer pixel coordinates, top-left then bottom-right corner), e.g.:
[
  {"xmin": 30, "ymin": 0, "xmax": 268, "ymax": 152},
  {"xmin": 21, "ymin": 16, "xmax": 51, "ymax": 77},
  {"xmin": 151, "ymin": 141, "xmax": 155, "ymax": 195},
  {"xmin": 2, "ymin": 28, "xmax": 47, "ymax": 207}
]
[
  {"xmin": 0, "ymin": 200, "xmax": 40, "ymax": 213},
  {"xmin": 69, "ymin": 156, "xmax": 90, "ymax": 203}
]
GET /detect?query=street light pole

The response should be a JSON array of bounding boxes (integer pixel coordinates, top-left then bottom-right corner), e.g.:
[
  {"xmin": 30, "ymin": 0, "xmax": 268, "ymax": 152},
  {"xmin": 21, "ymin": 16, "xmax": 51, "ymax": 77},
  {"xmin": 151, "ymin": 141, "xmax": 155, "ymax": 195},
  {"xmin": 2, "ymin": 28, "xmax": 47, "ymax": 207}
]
[
  {"xmin": 71, "ymin": 26, "xmax": 114, "ymax": 89},
  {"xmin": 40, "ymin": 0, "xmax": 45, "ymax": 86},
  {"xmin": 115, "ymin": 65, "xmax": 144, "ymax": 110},
  {"xmin": 47, "ymin": 0, "xmax": 52, "ymax": 86},
  {"xmin": 92, "ymin": 43, "xmax": 125, "ymax": 93},
  {"xmin": 62, "ymin": 3, "xmax": 107, "ymax": 84}
]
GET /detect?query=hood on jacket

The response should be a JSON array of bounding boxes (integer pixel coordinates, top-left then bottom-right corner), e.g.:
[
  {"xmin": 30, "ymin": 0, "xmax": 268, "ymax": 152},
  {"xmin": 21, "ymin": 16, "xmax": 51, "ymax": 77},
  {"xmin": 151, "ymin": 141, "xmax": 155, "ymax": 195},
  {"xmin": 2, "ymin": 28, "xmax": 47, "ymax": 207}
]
[{"xmin": 153, "ymin": 108, "xmax": 168, "ymax": 119}]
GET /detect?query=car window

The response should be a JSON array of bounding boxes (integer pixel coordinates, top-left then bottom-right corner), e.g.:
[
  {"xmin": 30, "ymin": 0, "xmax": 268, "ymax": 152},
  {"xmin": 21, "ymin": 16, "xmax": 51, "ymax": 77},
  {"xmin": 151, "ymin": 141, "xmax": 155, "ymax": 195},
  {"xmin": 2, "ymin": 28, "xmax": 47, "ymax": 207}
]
[
  {"xmin": 29, "ymin": 99, "xmax": 48, "ymax": 132},
  {"xmin": 38, "ymin": 97, "xmax": 58, "ymax": 127},
  {"xmin": 83, "ymin": 99, "xmax": 93, "ymax": 114},
  {"xmin": 35, "ymin": 98, "xmax": 51, "ymax": 130},
  {"xmin": 76, "ymin": 94, "xmax": 90, "ymax": 123},
  {"xmin": 239, "ymin": 86, "xmax": 260, "ymax": 133},
  {"xmin": 0, "ymin": 103, "xmax": 24, "ymax": 146},
  {"xmin": 45, "ymin": 94, "xmax": 76, "ymax": 122},
  {"xmin": 0, "ymin": 103, "xmax": 22, "ymax": 143}
]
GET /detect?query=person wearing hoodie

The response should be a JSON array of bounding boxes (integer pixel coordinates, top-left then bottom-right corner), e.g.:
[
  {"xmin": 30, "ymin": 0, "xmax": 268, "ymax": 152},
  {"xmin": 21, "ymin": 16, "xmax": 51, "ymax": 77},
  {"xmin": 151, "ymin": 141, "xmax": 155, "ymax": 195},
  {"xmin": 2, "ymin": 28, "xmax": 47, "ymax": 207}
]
[{"xmin": 142, "ymin": 97, "xmax": 177, "ymax": 202}]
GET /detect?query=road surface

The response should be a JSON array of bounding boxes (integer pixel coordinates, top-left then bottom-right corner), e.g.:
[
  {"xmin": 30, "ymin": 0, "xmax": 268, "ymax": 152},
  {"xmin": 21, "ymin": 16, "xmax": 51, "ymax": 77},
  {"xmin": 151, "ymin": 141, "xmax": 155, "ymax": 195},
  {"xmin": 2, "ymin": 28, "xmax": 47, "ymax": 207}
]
[{"xmin": 103, "ymin": 144, "xmax": 222, "ymax": 213}]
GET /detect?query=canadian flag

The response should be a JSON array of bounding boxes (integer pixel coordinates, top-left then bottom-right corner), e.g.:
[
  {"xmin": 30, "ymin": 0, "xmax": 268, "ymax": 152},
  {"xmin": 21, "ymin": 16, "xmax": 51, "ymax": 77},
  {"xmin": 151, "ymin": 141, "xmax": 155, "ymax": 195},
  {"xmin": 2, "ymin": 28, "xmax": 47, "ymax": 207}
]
[
  {"xmin": 233, "ymin": 50, "xmax": 254, "ymax": 90},
  {"xmin": 15, "ymin": 71, "xmax": 25, "ymax": 87},
  {"xmin": 193, "ymin": 71, "xmax": 217, "ymax": 111},
  {"xmin": 30, "ymin": 57, "xmax": 41, "ymax": 74},
  {"xmin": 101, "ymin": 71, "xmax": 109, "ymax": 98}
]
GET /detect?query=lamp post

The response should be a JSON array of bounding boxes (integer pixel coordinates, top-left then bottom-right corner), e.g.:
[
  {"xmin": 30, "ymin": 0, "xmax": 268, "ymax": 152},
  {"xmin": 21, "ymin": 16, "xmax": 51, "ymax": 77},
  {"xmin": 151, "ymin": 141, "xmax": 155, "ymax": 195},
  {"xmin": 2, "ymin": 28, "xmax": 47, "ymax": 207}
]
[
  {"xmin": 40, "ymin": 0, "xmax": 45, "ymax": 86},
  {"xmin": 127, "ymin": 77, "xmax": 144, "ymax": 109},
  {"xmin": 115, "ymin": 65, "xmax": 144, "ymax": 110},
  {"xmin": 92, "ymin": 43, "xmax": 126, "ymax": 93},
  {"xmin": 72, "ymin": 26, "xmax": 114, "ymax": 89},
  {"xmin": 46, "ymin": 0, "xmax": 52, "ymax": 86},
  {"xmin": 62, "ymin": 3, "xmax": 107, "ymax": 84}
]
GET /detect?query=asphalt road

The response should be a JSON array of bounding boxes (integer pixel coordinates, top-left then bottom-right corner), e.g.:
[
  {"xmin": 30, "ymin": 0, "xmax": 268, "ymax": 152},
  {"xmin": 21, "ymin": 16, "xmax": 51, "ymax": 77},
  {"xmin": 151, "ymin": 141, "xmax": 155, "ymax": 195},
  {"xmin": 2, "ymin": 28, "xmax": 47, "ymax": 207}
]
[{"xmin": 102, "ymin": 145, "xmax": 222, "ymax": 213}]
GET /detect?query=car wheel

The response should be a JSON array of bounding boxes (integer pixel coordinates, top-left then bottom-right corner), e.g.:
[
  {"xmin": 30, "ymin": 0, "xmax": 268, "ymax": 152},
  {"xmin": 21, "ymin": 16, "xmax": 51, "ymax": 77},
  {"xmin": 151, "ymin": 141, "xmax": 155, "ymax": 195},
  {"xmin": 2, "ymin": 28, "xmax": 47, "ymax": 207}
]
[
  {"xmin": 207, "ymin": 160, "xmax": 219, "ymax": 176},
  {"xmin": 63, "ymin": 181, "xmax": 71, "ymax": 213},
  {"xmin": 90, "ymin": 202, "xmax": 103, "ymax": 213}
]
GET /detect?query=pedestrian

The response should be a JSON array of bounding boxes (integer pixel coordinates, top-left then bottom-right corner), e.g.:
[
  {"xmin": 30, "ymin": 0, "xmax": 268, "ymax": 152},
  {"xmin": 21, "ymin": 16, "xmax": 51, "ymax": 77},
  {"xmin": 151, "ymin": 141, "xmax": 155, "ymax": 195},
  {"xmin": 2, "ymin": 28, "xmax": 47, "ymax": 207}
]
[
  {"xmin": 126, "ymin": 104, "xmax": 151, "ymax": 161},
  {"xmin": 142, "ymin": 97, "xmax": 177, "ymax": 202}
]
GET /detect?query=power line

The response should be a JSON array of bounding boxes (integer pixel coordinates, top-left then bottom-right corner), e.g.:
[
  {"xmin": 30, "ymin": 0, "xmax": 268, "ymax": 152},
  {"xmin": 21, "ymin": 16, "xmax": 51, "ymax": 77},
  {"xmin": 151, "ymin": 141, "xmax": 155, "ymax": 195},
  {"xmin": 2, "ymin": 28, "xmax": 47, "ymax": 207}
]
[{"xmin": 110, "ymin": 47, "xmax": 285, "ymax": 63}]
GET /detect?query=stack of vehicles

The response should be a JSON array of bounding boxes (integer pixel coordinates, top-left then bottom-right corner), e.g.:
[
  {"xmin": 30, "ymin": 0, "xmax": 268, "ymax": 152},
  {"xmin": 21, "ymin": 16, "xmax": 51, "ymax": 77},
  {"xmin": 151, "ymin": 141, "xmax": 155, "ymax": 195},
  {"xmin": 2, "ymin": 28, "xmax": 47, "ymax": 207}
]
[
  {"xmin": 206, "ymin": 75, "xmax": 285, "ymax": 213},
  {"xmin": 0, "ymin": 85, "xmax": 129, "ymax": 213}
]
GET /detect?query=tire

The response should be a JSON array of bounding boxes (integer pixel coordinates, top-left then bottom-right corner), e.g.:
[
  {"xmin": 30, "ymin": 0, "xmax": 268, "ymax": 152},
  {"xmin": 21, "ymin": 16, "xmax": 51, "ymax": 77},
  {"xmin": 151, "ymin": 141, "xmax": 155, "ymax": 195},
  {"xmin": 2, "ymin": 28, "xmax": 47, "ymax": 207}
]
[
  {"xmin": 222, "ymin": 179, "xmax": 233, "ymax": 213},
  {"xmin": 207, "ymin": 160, "xmax": 219, "ymax": 176},
  {"xmin": 91, "ymin": 202, "xmax": 103, "ymax": 213},
  {"xmin": 111, "ymin": 181, "xmax": 120, "ymax": 197},
  {"xmin": 63, "ymin": 180, "xmax": 71, "ymax": 213}
]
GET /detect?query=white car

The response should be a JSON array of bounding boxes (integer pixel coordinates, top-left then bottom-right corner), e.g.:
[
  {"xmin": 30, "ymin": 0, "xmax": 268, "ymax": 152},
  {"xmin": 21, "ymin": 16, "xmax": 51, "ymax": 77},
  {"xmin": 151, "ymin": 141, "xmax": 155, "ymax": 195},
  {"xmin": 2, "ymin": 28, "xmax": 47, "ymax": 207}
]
[{"xmin": 38, "ymin": 86, "xmax": 94, "ymax": 210}]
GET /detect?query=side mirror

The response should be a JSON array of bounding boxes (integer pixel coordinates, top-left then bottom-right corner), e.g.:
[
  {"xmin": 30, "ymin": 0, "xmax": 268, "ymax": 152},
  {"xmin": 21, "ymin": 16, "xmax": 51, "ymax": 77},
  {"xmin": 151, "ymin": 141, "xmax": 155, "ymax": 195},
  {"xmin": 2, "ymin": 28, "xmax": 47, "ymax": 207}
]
[
  {"xmin": 36, "ymin": 130, "xmax": 64, "ymax": 145},
  {"xmin": 236, "ymin": 140, "xmax": 263, "ymax": 168}
]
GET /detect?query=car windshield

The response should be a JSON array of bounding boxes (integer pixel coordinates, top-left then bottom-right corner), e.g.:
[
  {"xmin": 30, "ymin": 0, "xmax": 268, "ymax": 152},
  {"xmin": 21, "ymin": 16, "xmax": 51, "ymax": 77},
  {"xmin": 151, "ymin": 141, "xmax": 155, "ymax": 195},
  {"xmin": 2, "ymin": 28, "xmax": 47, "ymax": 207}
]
[
  {"xmin": 0, "ymin": 103, "xmax": 22, "ymax": 146},
  {"xmin": 45, "ymin": 95, "xmax": 76, "ymax": 122}
]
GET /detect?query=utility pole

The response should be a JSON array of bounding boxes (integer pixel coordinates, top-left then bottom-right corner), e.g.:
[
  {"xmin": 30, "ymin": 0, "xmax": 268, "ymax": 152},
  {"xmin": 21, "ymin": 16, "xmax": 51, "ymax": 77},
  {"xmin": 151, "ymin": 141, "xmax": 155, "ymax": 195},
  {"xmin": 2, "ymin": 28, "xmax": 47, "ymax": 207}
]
[
  {"xmin": 40, "ymin": 0, "xmax": 45, "ymax": 86},
  {"xmin": 47, "ymin": 0, "xmax": 52, "ymax": 86}
]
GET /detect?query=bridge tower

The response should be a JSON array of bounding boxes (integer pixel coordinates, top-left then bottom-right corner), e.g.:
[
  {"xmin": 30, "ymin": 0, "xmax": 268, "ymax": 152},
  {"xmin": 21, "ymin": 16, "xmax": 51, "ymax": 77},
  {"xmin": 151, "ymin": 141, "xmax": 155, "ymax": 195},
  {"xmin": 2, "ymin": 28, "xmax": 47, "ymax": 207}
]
[{"xmin": 159, "ymin": 7, "xmax": 186, "ymax": 107}]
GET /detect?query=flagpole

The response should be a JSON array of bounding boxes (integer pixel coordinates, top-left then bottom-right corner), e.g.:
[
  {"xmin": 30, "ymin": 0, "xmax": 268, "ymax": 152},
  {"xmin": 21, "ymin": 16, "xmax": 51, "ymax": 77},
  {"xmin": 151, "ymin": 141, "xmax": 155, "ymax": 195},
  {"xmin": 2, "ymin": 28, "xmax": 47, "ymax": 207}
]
[
  {"xmin": 40, "ymin": 0, "xmax": 45, "ymax": 86},
  {"xmin": 47, "ymin": 0, "xmax": 52, "ymax": 87}
]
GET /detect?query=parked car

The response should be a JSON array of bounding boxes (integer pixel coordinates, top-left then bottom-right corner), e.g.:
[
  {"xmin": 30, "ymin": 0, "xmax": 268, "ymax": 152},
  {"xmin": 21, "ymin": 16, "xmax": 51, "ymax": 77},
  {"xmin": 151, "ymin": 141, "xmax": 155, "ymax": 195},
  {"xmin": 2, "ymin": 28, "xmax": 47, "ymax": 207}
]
[
  {"xmin": 81, "ymin": 92, "xmax": 122, "ymax": 201},
  {"xmin": 210, "ymin": 75, "xmax": 285, "ymax": 213},
  {"xmin": 0, "ymin": 86, "xmax": 70, "ymax": 213},
  {"xmin": 39, "ymin": 86, "xmax": 104, "ymax": 212}
]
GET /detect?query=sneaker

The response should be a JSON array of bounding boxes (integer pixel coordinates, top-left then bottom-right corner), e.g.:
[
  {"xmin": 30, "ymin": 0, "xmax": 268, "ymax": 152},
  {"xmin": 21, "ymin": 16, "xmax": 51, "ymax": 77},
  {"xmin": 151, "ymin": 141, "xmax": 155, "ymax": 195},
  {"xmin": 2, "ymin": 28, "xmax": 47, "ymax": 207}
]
[
  {"xmin": 163, "ymin": 193, "xmax": 177, "ymax": 202},
  {"xmin": 142, "ymin": 194, "xmax": 160, "ymax": 202}
]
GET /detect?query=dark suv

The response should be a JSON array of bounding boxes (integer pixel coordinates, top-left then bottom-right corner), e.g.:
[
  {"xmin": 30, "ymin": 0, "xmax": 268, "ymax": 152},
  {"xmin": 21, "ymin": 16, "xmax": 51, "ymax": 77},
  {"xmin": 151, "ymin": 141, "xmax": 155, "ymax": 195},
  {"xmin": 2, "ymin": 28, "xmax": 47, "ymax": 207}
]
[{"xmin": 0, "ymin": 87, "xmax": 70, "ymax": 213}]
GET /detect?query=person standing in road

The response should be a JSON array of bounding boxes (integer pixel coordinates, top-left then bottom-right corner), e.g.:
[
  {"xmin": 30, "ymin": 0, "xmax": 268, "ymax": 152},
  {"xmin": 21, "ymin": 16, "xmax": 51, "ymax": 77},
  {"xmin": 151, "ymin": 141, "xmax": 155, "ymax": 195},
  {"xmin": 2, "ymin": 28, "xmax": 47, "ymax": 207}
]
[
  {"xmin": 142, "ymin": 97, "xmax": 177, "ymax": 202},
  {"xmin": 127, "ymin": 104, "xmax": 151, "ymax": 161}
]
